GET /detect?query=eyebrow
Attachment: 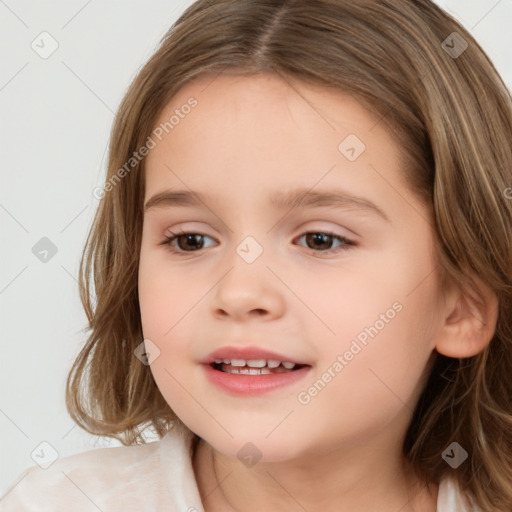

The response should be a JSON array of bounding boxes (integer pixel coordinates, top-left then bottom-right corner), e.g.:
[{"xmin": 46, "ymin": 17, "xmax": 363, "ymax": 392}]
[{"xmin": 144, "ymin": 188, "xmax": 390, "ymax": 222}]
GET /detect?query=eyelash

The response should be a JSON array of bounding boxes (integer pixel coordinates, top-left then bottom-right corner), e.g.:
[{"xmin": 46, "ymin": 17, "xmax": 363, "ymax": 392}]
[{"xmin": 159, "ymin": 229, "xmax": 356, "ymax": 256}]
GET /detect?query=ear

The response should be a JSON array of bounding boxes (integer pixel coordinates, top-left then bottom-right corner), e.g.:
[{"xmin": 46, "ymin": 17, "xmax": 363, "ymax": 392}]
[{"xmin": 434, "ymin": 275, "xmax": 499, "ymax": 358}]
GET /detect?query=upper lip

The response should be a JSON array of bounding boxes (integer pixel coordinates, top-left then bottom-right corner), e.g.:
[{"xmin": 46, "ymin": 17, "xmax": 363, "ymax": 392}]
[{"xmin": 200, "ymin": 345, "xmax": 311, "ymax": 366}]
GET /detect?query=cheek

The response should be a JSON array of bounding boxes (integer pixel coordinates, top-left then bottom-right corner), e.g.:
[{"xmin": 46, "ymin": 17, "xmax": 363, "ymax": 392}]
[
  {"xmin": 294, "ymin": 245, "xmax": 439, "ymax": 417},
  {"xmin": 138, "ymin": 245, "xmax": 201, "ymax": 337},
  {"xmin": 137, "ymin": 249, "xmax": 209, "ymax": 397},
  {"xmin": 291, "ymin": 298, "xmax": 436, "ymax": 453}
]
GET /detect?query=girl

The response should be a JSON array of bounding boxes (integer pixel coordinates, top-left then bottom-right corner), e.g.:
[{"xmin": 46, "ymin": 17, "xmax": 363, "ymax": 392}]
[{"xmin": 2, "ymin": 0, "xmax": 512, "ymax": 510}]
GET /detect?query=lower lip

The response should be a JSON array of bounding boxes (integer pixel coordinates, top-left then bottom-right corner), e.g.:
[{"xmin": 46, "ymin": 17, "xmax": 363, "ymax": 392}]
[{"xmin": 202, "ymin": 364, "xmax": 312, "ymax": 396}]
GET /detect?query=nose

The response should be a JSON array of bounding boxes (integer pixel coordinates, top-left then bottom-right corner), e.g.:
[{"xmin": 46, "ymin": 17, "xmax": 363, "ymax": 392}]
[{"xmin": 210, "ymin": 259, "xmax": 286, "ymax": 322}]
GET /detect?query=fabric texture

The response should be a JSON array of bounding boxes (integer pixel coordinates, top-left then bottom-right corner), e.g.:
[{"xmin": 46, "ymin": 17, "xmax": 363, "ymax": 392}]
[{"xmin": 0, "ymin": 426, "xmax": 480, "ymax": 511}]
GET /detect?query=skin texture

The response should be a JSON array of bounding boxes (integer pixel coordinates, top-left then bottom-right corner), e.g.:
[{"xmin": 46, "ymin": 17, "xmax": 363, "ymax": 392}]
[{"xmin": 138, "ymin": 73, "xmax": 498, "ymax": 512}]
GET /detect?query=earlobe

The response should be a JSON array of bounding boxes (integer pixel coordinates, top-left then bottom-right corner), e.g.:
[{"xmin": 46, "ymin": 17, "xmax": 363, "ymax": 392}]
[{"xmin": 434, "ymin": 277, "xmax": 499, "ymax": 359}]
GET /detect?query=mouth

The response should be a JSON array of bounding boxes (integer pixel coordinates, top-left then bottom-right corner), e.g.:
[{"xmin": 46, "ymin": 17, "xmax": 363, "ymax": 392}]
[
  {"xmin": 200, "ymin": 346, "xmax": 313, "ymax": 394},
  {"xmin": 202, "ymin": 358, "xmax": 312, "ymax": 396}
]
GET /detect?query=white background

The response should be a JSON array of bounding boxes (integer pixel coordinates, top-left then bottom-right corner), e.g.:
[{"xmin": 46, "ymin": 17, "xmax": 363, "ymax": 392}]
[{"xmin": 1, "ymin": 0, "xmax": 511, "ymax": 496}]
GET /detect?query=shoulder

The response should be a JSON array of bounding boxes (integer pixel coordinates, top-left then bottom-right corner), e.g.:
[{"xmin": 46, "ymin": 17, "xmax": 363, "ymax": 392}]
[
  {"xmin": 0, "ymin": 439, "xmax": 163, "ymax": 512},
  {"xmin": 437, "ymin": 474, "xmax": 483, "ymax": 512}
]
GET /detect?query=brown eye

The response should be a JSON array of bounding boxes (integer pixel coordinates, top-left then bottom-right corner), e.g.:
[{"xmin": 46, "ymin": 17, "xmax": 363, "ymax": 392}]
[
  {"xmin": 160, "ymin": 231, "xmax": 216, "ymax": 254},
  {"xmin": 173, "ymin": 233, "xmax": 204, "ymax": 251},
  {"xmin": 296, "ymin": 231, "xmax": 355, "ymax": 254}
]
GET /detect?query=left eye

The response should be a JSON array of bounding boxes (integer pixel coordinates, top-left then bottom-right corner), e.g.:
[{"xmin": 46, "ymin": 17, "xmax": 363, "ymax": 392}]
[
  {"xmin": 159, "ymin": 230, "xmax": 355, "ymax": 255},
  {"xmin": 296, "ymin": 232, "xmax": 355, "ymax": 253}
]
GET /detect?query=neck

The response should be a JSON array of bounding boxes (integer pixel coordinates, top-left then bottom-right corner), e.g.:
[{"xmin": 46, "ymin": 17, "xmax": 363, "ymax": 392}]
[{"xmin": 192, "ymin": 433, "xmax": 438, "ymax": 512}]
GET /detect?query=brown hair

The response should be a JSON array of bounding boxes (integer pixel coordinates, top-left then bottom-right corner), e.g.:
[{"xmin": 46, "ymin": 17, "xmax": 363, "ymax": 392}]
[{"xmin": 66, "ymin": 0, "xmax": 512, "ymax": 509}]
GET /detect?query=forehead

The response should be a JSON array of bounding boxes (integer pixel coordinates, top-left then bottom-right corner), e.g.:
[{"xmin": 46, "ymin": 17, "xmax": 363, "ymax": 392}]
[
  {"xmin": 143, "ymin": 73, "xmax": 408, "ymax": 206},
  {"xmin": 152, "ymin": 72, "xmax": 380, "ymax": 138}
]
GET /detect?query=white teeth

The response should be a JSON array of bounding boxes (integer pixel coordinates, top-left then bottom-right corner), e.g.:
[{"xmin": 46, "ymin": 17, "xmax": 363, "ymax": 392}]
[
  {"xmin": 212, "ymin": 358, "xmax": 299, "ymax": 369},
  {"xmin": 246, "ymin": 359, "xmax": 266, "ymax": 368},
  {"xmin": 224, "ymin": 367, "xmax": 272, "ymax": 375}
]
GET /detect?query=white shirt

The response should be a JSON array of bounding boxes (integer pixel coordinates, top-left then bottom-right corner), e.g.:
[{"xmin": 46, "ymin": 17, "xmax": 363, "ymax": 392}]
[{"xmin": 0, "ymin": 426, "xmax": 481, "ymax": 511}]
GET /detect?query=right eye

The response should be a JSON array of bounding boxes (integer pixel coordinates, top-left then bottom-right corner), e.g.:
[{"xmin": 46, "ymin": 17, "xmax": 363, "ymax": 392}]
[{"xmin": 159, "ymin": 230, "xmax": 217, "ymax": 255}]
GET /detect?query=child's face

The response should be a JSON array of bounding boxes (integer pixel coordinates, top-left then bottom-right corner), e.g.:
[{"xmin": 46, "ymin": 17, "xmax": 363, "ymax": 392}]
[{"xmin": 139, "ymin": 73, "xmax": 444, "ymax": 461}]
